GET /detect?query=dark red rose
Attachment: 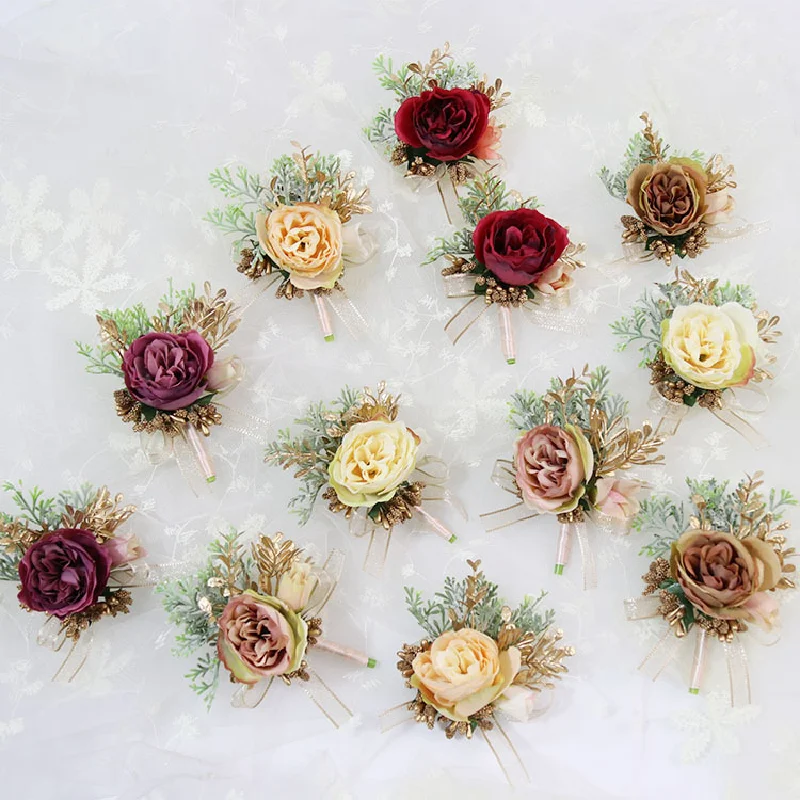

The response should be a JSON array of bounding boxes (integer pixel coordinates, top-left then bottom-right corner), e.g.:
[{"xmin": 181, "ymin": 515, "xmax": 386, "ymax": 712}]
[
  {"xmin": 122, "ymin": 330, "xmax": 214, "ymax": 411},
  {"xmin": 394, "ymin": 87, "xmax": 490, "ymax": 162},
  {"xmin": 18, "ymin": 529, "xmax": 112, "ymax": 618},
  {"xmin": 473, "ymin": 208, "xmax": 569, "ymax": 287}
]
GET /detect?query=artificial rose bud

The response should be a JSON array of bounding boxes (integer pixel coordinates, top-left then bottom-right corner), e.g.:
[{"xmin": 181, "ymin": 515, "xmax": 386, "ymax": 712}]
[
  {"xmin": 495, "ymin": 684, "xmax": 547, "ymax": 722},
  {"xmin": 105, "ymin": 531, "xmax": 146, "ymax": 567},
  {"xmin": 276, "ymin": 560, "xmax": 318, "ymax": 612},
  {"xmin": 205, "ymin": 356, "xmax": 244, "ymax": 395},
  {"xmin": 593, "ymin": 477, "xmax": 642, "ymax": 521},
  {"xmin": 341, "ymin": 222, "xmax": 377, "ymax": 265}
]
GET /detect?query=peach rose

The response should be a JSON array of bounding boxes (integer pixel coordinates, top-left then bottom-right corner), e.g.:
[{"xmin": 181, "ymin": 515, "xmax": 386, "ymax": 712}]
[
  {"xmin": 256, "ymin": 203, "xmax": 343, "ymax": 290},
  {"xmin": 670, "ymin": 529, "xmax": 782, "ymax": 630},
  {"xmin": 410, "ymin": 628, "xmax": 521, "ymax": 722},
  {"xmin": 533, "ymin": 258, "xmax": 575, "ymax": 295},
  {"xmin": 703, "ymin": 186, "xmax": 735, "ymax": 226}
]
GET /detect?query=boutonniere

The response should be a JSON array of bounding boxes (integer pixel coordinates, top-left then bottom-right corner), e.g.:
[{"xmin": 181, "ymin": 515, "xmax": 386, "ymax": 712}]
[
  {"xmin": 160, "ymin": 529, "xmax": 374, "ymax": 723},
  {"xmin": 612, "ymin": 270, "xmax": 779, "ymax": 445},
  {"xmin": 367, "ymin": 42, "xmax": 508, "ymax": 223},
  {"xmin": 0, "ymin": 482, "xmax": 148, "ymax": 681},
  {"xmin": 206, "ymin": 143, "xmax": 375, "ymax": 341},
  {"xmin": 424, "ymin": 172, "xmax": 586, "ymax": 364},
  {"xmin": 77, "ymin": 282, "xmax": 261, "ymax": 487},
  {"xmin": 482, "ymin": 366, "xmax": 665, "ymax": 588},
  {"xmin": 265, "ymin": 383, "xmax": 459, "ymax": 574},
  {"xmin": 626, "ymin": 473, "xmax": 796, "ymax": 704},
  {"xmin": 600, "ymin": 113, "xmax": 741, "ymax": 265},
  {"xmin": 384, "ymin": 559, "xmax": 573, "ymax": 785}
]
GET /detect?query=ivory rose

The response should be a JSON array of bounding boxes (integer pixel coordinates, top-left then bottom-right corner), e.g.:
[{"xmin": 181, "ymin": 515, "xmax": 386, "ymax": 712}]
[
  {"xmin": 514, "ymin": 423, "xmax": 594, "ymax": 514},
  {"xmin": 670, "ymin": 530, "xmax": 782, "ymax": 630},
  {"xmin": 661, "ymin": 302, "xmax": 758, "ymax": 390},
  {"xmin": 534, "ymin": 258, "xmax": 576, "ymax": 295},
  {"xmin": 217, "ymin": 590, "xmax": 307, "ymax": 684},
  {"xmin": 205, "ymin": 356, "xmax": 244, "ymax": 395},
  {"xmin": 276, "ymin": 560, "xmax": 318, "ymax": 612},
  {"xmin": 410, "ymin": 628, "xmax": 521, "ymax": 722},
  {"xmin": 328, "ymin": 419, "xmax": 420, "ymax": 508},
  {"xmin": 594, "ymin": 477, "xmax": 641, "ymax": 520},
  {"xmin": 256, "ymin": 203, "xmax": 344, "ymax": 290}
]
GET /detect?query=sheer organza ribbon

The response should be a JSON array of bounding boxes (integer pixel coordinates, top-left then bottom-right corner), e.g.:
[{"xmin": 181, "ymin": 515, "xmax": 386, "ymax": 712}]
[
  {"xmin": 442, "ymin": 275, "xmax": 582, "ymax": 364},
  {"xmin": 230, "ymin": 548, "xmax": 373, "ymax": 724},
  {"xmin": 311, "ymin": 289, "xmax": 370, "ymax": 342},
  {"xmin": 649, "ymin": 384, "xmax": 768, "ymax": 447},
  {"xmin": 349, "ymin": 456, "xmax": 462, "ymax": 577},
  {"xmin": 141, "ymin": 403, "xmax": 269, "ymax": 491},
  {"xmin": 624, "ymin": 598, "xmax": 753, "ymax": 706},
  {"xmin": 481, "ymin": 459, "xmax": 633, "ymax": 589}
]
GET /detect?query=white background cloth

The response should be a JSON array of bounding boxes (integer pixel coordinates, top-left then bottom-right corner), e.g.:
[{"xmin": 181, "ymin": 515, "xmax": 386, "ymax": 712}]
[{"xmin": 0, "ymin": 1, "xmax": 799, "ymax": 798}]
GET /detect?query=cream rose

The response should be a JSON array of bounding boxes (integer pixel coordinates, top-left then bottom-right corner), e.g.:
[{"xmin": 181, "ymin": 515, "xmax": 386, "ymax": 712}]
[
  {"xmin": 533, "ymin": 258, "xmax": 575, "ymax": 295},
  {"xmin": 276, "ymin": 560, "xmax": 318, "ymax": 612},
  {"xmin": 594, "ymin": 477, "xmax": 642, "ymax": 520},
  {"xmin": 256, "ymin": 203, "xmax": 344, "ymax": 290},
  {"xmin": 410, "ymin": 628, "xmax": 521, "ymax": 722},
  {"xmin": 661, "ymin": 302, "xmax": 758, "ymax": 390},
  {"xmin": 328, "ymin": 419, "xmax": 420, "ymax": 507}
]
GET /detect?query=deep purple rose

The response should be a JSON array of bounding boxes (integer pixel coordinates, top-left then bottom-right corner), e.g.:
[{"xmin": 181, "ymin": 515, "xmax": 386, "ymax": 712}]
[
  {"xmin": 122, "ymin": 330, "xmax": 214, "ymax": 411},
  {"xmin": 18, "ymin": 529, "xmax": 112, "ymax": 618}
]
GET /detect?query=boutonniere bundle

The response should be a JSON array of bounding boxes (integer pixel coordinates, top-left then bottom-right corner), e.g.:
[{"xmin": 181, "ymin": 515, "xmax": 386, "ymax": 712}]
[
  {"xmin": 482, "ymin": 366, "xmax": 665, "ymax": 588},
  {"xmin": 160, "ymin": 529, "xmax": 374, "ymax": 722},
  {"xmin": 206, "ymin": 144, "xmax": 375, "ymax": 341},
  {"xmin": 384, "ymin": 559, "xmax": 573, "ymax": 784},
  {"xmin": 77, "ymin": 282, "xmax": 257, "ymax": 486},
  {"xmin": 265, "ymin": 384, "xmax": 458, "ymax": 574},
  {"xmin": 626, "ymin": 473, "xmax": 796, "ymax": 704},
  {"xmin": 424, "ymin": 172, "xmax": 586, "ymax": 364},
  {"xmin": 366, "ymin": 42, "xmax": 508, "ymax": 223},
  {"xmin": 0, "ymin": 482, "xmax": 147, "ymax": 681},
  {"xmin": 600, "ymin": 113, "xmax": 738, "ymax": 265},
  {"xmin": 612, "ymin": 271, "xmax": 779, "ymax": 445}
]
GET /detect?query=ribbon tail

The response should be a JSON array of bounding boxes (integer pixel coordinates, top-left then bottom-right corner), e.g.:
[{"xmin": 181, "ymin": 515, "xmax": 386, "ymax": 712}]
[
  {"xmin": 350, "ymin": 512, "xmax": 391, "ymax": 577},
  {"xmin": 231, "ymin": 677, "xmax": 273, "ymax": 708},
  {"xmin": 574, "ymin": 522, "xmax": 596, "ymax": 590},
  {"xmin": 649, "ymin": 388, "xmax": 689, "ymax": 438},
  {"xmin": 436, "ymin": 175, "xmax": 465, "ymax": 227},
  {"xmin": 302, "ymin": 669, "xmax": 353, "ymax": 728},
  {"xmin": 216, "ymin": 405, "xmax": 270, "ymax": 445},
  {"xmin": 523, "ymin": 293, "xmax": 585, "ymax": 334},
  {"xmin": 304, "ymin": 549, "xmax": 345, "ymax": 617},
  {"xmin": 638, "ymin": 627, "xmax": 683, "ymax": 681},
  {"xmin": 480, "ymin": 718, "xmax": 530, "ymax": 787},
  {"xmin": 51, "ymin": 629, "xmax": 94, "ymax": 684},
  {"xmin": 324, "ymin": 290, "xmax": 369, "ymax": 340},
  {"xmin": 624, "ymin": 595, "xmax": 662, "ymax": 620},
  {"xmin": 711, "ymin": 407, "xmax": 767, "ymax": 449},
  {"xmin": 442, "ymin": 273, "xmax": 477, "ymax": 298},
  {"xmin": 175, "ymin": 428, "xmax": 215, "ymax": 493},
  {"xmin": 232, "ymin": 274, "xmax": 280, "ymax": 311},
  {"xmin": 489, "ymin": 458, "xmax": 520, "ymax": 496},
  {"xmin": 480, "ymin": 501, "xmax": 538, "ymax": 533},
  {"xmin": 379, "ymin": 702, "xmax": 416, "ymax": 733},
  {"xmin": 706, "ymin": 219, "xmax": 770, "ymax": 242},
  {"xmin": 444, "ymin": 295, "xmax": 488, "ymax": 346},
  {"xmin": 723, "ymin": 637, "xmax": 752, "ymax": 707}
]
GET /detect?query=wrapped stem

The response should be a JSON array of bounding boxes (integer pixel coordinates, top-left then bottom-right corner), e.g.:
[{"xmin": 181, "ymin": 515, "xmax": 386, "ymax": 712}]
[
  {"xmin": 498, "ymin": 305, "xmax": 516, "ymax": 365},
  {"xmin": 314, "ymin": 638, "xmax": 377, "ymax": 669},
  {"xmin": 185, "ymin": 425, "xmax": 215, "ymax": 484},
  {"xmin": 689, "ymin": 626, "xmax": 709, "ymax": 695},
  {"xmin": 413, "ymin": 505, "xmax": 457, "ymax": 543},
  {"xmin": 554, "ymin": 521, "xmax": 572, "ymax": 576},
  {"xmin": 312, "ymin": 292, "xmax": 335, "ymax": 342}
]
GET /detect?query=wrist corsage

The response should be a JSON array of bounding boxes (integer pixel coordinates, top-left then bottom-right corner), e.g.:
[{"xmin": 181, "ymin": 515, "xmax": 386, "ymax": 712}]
[
  {"xmin": 482, "ymin": 366, "xmax": 665, "ymax": 588},
  {"xmin": 206, "ymin": 143, "xmax": 375, "ymax": 341},
  {"xmin": 612, "ymin": 270, "xmax": 779, "ymax": 445},
  {"xmin": 424, "ymin": 172, "xmax": 586, "ymax": 364},
  {"xmin": 0, "ymin": 482, "xmax": 147, "ymax": 681},
  {"xmin": 600, "ymin": 112, "xmax": 740, "ymax": 265},
  {"xmin": 160, "ymin": 528, "xmax": 375, "ymax": 723},
  {"xmin": 385, "ymin": 559, "xmax": 573, "ymax": 785},
  {"xmin": 77, "ymin": 281, "xmax": 260, "ymax": 487},
  {"xmin": 626, "ymin": 473, "xmax": 796, "ymax": 704},
  {"xmin": 366, "ymin": 42, "xmax": 508, "ymax": 224},
  {"xmin": 265, "ymin": 383, "xmax": 459, "ymax": 574}
]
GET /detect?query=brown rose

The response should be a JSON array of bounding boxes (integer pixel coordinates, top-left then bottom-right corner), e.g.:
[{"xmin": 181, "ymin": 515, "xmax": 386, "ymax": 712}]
[
  {"xmin": 626, "ymin": 159, "xmax": 709, "ymax": 236},
  {"xmin": 670, "ymin": 529, "xmax": 782, "ymax": 630}
]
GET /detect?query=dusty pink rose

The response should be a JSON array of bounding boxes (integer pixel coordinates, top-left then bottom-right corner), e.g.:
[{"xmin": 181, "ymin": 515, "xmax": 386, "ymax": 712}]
[
  {"xmin": 593, "ymin": 477, "xmax": 641, "ymax": 520},
  {"xmin": 217, "ymin": 590, "xmax": 307, "ymax": 684},
  {"xmin": 105, "ymin": 532, "xmax": 145, "ymax": 567},
  {"xmin": 514, "ymin": 423, "xmax": 594, "ymax": 514},
  {"xmin": 671, "ymin": 530, "xmax": 782, "ymax": 630}
]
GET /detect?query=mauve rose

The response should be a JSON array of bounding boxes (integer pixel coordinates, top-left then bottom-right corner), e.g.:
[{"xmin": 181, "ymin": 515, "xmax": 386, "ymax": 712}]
[
  {"xmin": 217, "ymin": 590, "xmax": 307, "ymax": 685},
  {"xmin": 514, "ymin": 423, "xmax": 594, "ymax": 514},
  {"xmin": 671, "ymin": 529, "xmax": 782, "ymax": 629},
  {"xmin": 473, "ymin": 208, "xmax": 569, "ymax": 287},
  {"xmin": 18, "ymin": 529, "xmax": 112, "ymax": 618},
  {"xmin": 122, "ymin": 331, "xmax": 214, "ymax": 411},
  {"xmin": 394, "ymin": 87, "xmax": 490, "ymax": 162}
]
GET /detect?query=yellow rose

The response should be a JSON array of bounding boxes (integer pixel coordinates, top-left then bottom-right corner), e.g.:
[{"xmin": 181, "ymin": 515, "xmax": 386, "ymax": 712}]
[
  {"xmin": 256, "ymin": 203, "xmax": 343, "ymax": 290},
  {"xmin": 275, "ymin": 560, "xmax": 318, "ymax": 612},
  {"xmin": 410, "ymin": 628, "xmax": 521, "ymax": 722},
  {"xmin": 328, "ymin": 420, "xmax": 420, "ymax": 507},
  {"xmin": 661, "ymin": 302, "xmax": 758, "ymax": 390}
]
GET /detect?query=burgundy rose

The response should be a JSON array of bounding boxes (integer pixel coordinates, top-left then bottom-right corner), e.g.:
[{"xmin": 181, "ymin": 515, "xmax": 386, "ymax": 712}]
[
  {"xmin": 474, "ymin": 208, "xmax": 569, "ymax": 287},
  {"xmin": 122, "ymin": 331, "xmax": 214, "ymax": 411},
  {"xmin": 394, "ymin": 87, "xmax": 490, "ymax": 162},
  {"xmin": 18, "ymin": 529, "xmax": 112, "ymax": 618}
]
